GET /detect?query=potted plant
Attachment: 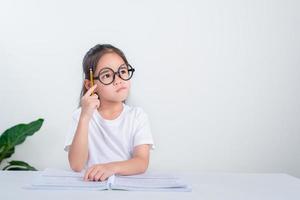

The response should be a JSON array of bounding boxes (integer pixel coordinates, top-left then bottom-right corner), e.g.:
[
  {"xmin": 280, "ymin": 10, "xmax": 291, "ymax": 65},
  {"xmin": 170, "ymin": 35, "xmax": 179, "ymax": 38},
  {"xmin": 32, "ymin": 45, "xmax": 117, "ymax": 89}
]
[{"xmin": 0, "ymin": 118, "xmax": 44, "ymax": 170}]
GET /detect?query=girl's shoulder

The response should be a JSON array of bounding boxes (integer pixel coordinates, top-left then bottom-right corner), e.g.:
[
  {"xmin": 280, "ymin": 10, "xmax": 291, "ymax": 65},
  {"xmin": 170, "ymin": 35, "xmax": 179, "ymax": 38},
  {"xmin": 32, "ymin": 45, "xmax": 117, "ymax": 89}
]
[{"xmin": 70, "ymin": 107, "xmax": 82, "ymax": 120}]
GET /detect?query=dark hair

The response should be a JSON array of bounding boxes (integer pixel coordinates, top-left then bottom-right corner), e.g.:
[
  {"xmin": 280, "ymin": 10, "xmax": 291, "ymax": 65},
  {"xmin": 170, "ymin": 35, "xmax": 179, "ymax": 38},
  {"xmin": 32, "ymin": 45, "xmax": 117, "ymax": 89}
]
[{"xmin": 80, "ymin": 44, "xmax": 129, "ymax": 102}]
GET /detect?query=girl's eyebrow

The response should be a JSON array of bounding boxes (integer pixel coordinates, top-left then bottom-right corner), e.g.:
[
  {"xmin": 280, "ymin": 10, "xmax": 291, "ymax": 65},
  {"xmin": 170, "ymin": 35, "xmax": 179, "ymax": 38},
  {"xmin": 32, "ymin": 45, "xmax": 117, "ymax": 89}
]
[
  {"xmin": 99, "ymin": 69, "xmax": 110, "ymax": 75},
  {"xmin": 119, "ymin": 64, "xmax": 127, "ymax": 69},
  {"xmin": 99, "ymin": 63, "xmax": 127, "ymax": 73}
]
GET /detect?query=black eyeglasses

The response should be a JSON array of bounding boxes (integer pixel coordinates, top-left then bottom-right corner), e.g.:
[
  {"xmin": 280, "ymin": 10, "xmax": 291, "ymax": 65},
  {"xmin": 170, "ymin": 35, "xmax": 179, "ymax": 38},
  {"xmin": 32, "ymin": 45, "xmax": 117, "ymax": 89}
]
[{"xmin": 93, "ymin": 64, "xmax": 135, "ymax": 85}]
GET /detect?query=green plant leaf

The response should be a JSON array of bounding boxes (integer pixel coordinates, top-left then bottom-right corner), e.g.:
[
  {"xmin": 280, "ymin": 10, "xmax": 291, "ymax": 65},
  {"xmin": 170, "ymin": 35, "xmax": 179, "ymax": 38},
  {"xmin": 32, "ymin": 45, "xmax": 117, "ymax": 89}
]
[
  {"xmin": 0, "ymin": 145, "xmax": 5, "ymax": 154},
  {"xmin": 3, "ymin": 160, "xmax": 37, "ymax": 171},
  {"xmin": 7, "ymin": 160, "xmax": 33, "ymax": 167},
  {"xmin": 0, "ymin": 147, "xmax": 14, "ymax": 161},
  {"xmin": 4, "ymin": 167, "xmax": 36, "ymax": 171},
  {"xmin": 0, "ymin": 118, "xmax": 44, "ymax": 164}
]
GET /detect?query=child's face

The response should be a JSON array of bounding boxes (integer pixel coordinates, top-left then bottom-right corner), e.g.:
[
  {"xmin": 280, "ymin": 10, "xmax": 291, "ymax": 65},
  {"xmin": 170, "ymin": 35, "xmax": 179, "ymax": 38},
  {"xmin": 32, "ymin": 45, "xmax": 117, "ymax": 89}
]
[{"xmin": 91, "ymin": 52, "xmax": 131, "ymax": 103}]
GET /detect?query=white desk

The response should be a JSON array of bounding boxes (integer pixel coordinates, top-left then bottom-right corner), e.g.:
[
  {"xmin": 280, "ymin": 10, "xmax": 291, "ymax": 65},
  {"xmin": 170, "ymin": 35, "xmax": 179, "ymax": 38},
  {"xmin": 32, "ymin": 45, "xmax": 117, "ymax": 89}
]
[{"xmin": 1, "ymin": 170, "xmax": 300, "ymax": 200}]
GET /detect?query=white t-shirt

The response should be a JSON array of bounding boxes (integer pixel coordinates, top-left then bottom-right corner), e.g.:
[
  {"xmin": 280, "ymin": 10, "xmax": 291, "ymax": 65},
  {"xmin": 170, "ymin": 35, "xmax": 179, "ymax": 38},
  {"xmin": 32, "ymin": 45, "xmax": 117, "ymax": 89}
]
[{"xmin": 64, "ymin": 104, "xmax": 155, "ymax": 168}]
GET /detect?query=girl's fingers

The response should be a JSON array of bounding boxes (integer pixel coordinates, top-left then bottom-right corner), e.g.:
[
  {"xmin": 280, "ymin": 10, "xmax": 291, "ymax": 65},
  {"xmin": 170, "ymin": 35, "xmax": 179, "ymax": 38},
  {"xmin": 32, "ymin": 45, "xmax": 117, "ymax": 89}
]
[
  {"xmin": 95, "ymin": 100, "xmax": 100, "ymax": 109},
  {"xmin": 91, "ymin": 94, "xmax": 98, "ymax": 99},
  {"xmin": 83, "ymin": 166, "xmax": 109, "ymax": 182},
  {"xmin": 84, "ymin": 166, "xmax": 94, "ymax": 181},
  {"xmin": 100, "ymin": 172, "xmax": 110, "ymax": 182},
  {"xmin": 84, "ymin": 84, "xmax": 97, "ymax": 97},
  {"xmin": 90, "ymin": 99, "xmax": 100, "ymax": 108},
  {"xmin": 94, "ymin": 171, "xmax": 104, "ymax": 181},
  {"xmin": 88, "ymin": 167, "xmax": 99, "ymax": 181}
]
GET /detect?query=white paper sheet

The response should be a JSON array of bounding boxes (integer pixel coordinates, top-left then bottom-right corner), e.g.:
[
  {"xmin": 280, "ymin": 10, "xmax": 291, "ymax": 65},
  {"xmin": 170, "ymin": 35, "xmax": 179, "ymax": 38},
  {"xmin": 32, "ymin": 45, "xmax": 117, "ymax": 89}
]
[{"xmin": 26, "ymin": 168, "xmax": 191, "ymax": 192}]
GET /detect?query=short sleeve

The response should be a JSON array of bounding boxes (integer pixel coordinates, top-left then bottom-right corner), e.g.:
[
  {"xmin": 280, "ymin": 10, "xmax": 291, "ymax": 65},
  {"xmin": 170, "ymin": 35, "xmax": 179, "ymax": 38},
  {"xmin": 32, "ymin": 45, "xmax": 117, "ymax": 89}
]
[
  {"xmin": 64, "ymin": 109, "xmax": 81, "ymax": 152},
  {"xmin": 133, "ymin": 109, "xmax": 155, "ymax": 150}
]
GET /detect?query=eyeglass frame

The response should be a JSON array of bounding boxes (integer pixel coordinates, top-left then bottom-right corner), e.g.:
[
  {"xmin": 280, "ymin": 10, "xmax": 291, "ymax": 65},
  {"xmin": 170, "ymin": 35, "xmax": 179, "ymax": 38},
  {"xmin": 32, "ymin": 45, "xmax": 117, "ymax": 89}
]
[{"xmin": 92, "ymin": 63, "xmax": 135, "ymax": 85}]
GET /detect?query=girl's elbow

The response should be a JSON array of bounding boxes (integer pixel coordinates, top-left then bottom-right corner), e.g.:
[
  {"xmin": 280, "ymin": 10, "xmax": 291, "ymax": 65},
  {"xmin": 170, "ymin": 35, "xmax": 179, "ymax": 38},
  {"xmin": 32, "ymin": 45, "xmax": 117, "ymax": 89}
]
[
  {"xmin": 68, "ymin": 156, "xmax": 84, "ymax": 172},
  {"xmin": 68, "ymin": 152, "xmax": 86, "ymax": 172},
  {"xmin": 70, "ymin": 163, "xmax": 84, "ymax": 172},
  {"xmin": 139, "ymin": 159, "xmax": 149, "ymax": 173},
  {"xmin": 140, "ymin": 167, "xmax": 147, "ymax": 174}
]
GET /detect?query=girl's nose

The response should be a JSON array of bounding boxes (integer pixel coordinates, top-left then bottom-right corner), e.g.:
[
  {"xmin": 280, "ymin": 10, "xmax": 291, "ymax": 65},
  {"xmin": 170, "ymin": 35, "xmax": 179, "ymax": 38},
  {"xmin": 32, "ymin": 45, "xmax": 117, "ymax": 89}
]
[{"xmin": 113, "ymin": 74, "xmax": 123, "ymax": 86}]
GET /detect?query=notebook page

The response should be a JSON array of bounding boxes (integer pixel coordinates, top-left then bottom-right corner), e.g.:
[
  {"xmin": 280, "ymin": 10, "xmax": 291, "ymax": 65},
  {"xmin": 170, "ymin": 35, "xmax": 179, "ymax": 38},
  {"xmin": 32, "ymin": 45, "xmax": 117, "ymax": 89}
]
[
  {"xmin": 117, "ymin": 171, "xmax": 179, "ymax": 179},
  {"xmin": 29, "ymin": 168, "xmax": 107, "ymax": 190},
  {"xmin": 112, "ymin": 176, "xmax": 188, "ymax": 188}
]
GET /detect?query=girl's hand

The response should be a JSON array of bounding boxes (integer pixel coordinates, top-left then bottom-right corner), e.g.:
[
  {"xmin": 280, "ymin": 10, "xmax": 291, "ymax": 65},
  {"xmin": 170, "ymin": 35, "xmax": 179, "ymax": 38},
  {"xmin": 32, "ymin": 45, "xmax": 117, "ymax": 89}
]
[
  {"xmin": 80, "ymin": 84, "xmax": 100, "ymax": 121},
  {"xmin": 84, "ymin": 163, "xmax": 117, "ymax": 182}
]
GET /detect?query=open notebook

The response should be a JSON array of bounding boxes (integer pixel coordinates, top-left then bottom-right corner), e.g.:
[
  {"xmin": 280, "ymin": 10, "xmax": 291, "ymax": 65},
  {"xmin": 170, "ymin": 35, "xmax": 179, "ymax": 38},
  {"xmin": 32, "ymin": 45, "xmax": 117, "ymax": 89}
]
[{"xmin": 25, "ymin": 168, "xmax": 192, "ymax": 192}]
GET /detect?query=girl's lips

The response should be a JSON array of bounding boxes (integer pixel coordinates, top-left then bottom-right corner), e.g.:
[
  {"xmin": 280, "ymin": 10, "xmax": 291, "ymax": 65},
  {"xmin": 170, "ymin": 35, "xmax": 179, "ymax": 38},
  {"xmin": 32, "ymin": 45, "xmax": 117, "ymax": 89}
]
[{"xmin": 116, "ymin": 87, "xmax": 127, "ymax": 92}]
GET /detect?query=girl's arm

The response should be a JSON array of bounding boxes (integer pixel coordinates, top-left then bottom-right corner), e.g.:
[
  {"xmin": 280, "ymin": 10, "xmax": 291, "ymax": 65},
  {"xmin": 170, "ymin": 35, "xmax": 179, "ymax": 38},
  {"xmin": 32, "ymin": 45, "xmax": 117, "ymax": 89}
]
[
  {"xmin": 112, "ymin": 144, "xmax": 150, "ymax": 175},
  {"xmin": 68, "ymin": 116, "xmax": 89, "ymax": 172},
  {"xmin": 68, "ymin": 84, "xmax": 100, "ymax": 172},
  {"xmin": 84, "ymin": 144, "xmax": 150, "ymax": 181}
]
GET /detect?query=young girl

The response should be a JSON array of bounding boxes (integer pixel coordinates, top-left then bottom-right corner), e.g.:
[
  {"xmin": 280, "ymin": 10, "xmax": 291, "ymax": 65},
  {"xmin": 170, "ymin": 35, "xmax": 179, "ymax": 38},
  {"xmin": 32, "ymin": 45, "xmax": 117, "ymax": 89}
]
[{"xmin": 64, "ymin": 44, "xmax": 155, "ymax": 182}]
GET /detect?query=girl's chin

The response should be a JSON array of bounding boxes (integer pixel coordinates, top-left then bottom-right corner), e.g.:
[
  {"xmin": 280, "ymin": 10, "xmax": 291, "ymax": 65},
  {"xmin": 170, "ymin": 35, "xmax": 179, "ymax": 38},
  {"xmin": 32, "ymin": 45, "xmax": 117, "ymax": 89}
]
[{"xmin": 108, "ymin": 95, "xmax": 128, "ymax": 103}]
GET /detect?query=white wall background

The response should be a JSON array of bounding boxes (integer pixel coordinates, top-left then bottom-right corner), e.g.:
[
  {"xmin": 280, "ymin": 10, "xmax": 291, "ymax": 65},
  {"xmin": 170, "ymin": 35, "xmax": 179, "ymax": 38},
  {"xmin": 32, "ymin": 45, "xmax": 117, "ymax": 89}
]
[{"xmin": 0, "ymin": 0, "xmax": 299, "ymax": 177}]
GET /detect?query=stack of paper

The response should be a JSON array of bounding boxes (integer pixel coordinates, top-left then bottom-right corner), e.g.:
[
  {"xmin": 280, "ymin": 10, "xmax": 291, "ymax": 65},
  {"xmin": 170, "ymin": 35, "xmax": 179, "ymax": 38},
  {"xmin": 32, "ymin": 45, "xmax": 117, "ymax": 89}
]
[{"xmin": 25, "ymin": 168, "xmax": 192, "ymax": 192}]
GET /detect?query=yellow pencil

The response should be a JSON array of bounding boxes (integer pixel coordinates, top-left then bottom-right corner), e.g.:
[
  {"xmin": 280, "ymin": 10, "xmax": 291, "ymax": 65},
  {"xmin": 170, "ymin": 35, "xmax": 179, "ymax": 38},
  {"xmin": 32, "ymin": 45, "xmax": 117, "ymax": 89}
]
[{"xmin": 89, "ymin": 68, "xmax": 94, "ymax": 95}]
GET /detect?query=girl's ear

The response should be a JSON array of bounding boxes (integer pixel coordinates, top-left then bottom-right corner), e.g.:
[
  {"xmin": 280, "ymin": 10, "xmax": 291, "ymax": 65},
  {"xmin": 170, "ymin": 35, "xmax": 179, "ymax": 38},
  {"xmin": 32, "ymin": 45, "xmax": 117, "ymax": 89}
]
[{"xmin": 84, "ymin": 80, "xmax": 92, "ymax": 90}]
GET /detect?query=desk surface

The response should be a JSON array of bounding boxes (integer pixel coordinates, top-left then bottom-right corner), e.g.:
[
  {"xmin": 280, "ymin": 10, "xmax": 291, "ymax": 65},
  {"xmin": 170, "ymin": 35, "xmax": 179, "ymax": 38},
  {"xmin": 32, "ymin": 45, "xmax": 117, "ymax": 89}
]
[{"xmin": 1, "ymin": 170, "xmax": 300, "ymax": 200}]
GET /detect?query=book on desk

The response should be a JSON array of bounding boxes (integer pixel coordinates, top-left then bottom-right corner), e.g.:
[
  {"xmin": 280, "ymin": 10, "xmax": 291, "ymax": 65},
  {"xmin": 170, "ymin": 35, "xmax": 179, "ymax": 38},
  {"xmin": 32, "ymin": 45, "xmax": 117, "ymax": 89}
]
[{"xmin": 25, "ymin": 168, "xmax": 192, "ymax": 192}]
